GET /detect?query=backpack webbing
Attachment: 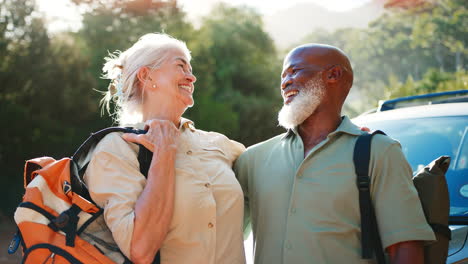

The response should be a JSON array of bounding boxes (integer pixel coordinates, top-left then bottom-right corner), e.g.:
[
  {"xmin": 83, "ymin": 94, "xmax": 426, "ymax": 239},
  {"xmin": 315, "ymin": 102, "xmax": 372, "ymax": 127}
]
[{"xmin": 353, "ymin": 130, "xmax": 386, "ymax": 264}]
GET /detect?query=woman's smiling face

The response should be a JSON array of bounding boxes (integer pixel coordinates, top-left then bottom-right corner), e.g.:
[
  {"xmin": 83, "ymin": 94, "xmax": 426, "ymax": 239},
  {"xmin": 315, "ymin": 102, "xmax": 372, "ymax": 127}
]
[{"xmin": 149, "ymin": 48, "xmax": 197, "ymax": 110}]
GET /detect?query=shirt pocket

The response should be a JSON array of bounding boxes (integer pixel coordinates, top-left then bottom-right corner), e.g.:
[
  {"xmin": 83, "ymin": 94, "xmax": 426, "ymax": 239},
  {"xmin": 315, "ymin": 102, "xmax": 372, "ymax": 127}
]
[
  {"xmin": 202, "ymin": 146, "xmax": 226, "ymax": 155},
  {"xmin": 200, "ymin": 146, "xmax": 230, "ymax": 163}
]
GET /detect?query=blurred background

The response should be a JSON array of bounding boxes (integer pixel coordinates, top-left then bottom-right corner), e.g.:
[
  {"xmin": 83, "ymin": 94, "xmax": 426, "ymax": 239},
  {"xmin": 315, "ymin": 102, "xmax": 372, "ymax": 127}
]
[{"xmin": 0, "ymin": 0, "xmax": 466, "ymax": 262}]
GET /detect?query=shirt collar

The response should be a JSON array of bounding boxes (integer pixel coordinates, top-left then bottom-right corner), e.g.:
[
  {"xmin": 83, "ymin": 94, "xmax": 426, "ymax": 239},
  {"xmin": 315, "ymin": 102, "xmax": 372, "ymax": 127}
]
[
  {"xmin": 281, "ymin": 116, "xmax": 362, "ymax": 140},
  {"xmin": 179, "ymin": 117, "xmax": 196, "ymax": 132},
  {"xmin": 124, "ymin": 117, "xmax": 196, "ymax": 132},
  {"xmin": 281, "ymin": 126, "xmax": 299, "ymax": 140}
]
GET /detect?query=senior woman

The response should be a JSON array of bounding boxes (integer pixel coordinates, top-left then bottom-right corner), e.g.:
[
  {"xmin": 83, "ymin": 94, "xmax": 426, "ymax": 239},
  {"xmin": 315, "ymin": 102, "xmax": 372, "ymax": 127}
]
[{"xmin": 82, "ymin": 33, "xmax": 246, "ymax": 264}]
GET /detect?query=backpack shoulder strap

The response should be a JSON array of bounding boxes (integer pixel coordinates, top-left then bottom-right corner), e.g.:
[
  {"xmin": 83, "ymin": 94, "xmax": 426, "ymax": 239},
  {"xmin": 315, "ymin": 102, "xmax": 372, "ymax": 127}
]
[
  {"xmin": 137, "ymin": 143, "xmax": 152, "ymax": 177},
  {"xmin": 72, "ymin": 127, "xmax": 146, "ymax": 165},
  {"xmin": 353, "ymin": 130, "xmax": 386, "ymax": 264},
  {"xmin": 70, "ymin": 127, "xmax": 150, "ymax": 197}
]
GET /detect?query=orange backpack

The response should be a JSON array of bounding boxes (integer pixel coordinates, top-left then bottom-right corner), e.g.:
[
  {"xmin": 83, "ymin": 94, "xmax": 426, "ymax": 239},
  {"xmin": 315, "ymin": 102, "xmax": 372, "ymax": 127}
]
[{"xmin": 8, "ymin": 127, "xmax": 151, "ymax": 264}]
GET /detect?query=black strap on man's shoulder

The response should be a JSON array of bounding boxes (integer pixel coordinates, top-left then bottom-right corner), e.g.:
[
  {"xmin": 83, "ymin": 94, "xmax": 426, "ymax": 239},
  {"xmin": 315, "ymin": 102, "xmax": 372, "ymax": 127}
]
[{"xmin": 353, "ymin": 130, "xmax": 386, "ymax": 264}]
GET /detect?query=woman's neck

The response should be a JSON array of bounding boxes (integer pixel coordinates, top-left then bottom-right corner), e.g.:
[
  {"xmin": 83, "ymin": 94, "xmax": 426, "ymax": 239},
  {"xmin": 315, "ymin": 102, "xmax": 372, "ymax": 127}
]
[{"xmin": 142, "ymin": 99, "xmax": 185, "ymax": 127}]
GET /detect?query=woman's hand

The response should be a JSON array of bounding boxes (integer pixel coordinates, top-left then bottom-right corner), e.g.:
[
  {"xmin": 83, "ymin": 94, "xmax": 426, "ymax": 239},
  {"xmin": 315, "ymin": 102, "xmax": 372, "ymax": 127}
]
[{"xmin": 122, "ymin": 119, "xmax": 180, "ymax": 152}]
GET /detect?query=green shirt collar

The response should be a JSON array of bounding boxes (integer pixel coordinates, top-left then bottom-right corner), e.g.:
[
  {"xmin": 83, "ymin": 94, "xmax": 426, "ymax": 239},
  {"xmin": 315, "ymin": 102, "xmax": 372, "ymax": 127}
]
[{"xmin": 282, "ymin": 116, "xmax": 362, "ymax": 140}]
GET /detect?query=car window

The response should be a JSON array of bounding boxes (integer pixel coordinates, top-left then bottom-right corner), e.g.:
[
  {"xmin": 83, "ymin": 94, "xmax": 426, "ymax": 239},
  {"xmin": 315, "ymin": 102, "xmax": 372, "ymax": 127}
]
[{"xmin": 354, "ymin": 116, "xmax": 468, "ymax": 217}]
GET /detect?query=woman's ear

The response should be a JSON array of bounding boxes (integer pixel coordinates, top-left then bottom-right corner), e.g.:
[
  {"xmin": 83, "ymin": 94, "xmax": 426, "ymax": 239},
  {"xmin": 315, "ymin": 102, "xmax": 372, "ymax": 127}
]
[
  {"xmin": 136, "ymin": 67, "xmax": 156, "ymax": 89},
  {"xmin": 136, "ymin": 67, "xmax": 150, "ymax": 87}
]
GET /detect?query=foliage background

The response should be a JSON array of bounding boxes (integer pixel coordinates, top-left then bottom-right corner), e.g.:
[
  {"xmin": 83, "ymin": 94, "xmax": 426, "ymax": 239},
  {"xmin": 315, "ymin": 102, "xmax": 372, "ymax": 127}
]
[{"xmin": 0, "ymin": 0, "xmax": 466, "ymax": 218}]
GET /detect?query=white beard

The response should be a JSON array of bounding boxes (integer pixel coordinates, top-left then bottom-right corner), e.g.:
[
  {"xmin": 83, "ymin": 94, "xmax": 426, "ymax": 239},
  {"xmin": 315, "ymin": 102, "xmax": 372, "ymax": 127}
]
[{"xmin": 278, "ymin": 75, "xmax": 325, "ymax": 130}]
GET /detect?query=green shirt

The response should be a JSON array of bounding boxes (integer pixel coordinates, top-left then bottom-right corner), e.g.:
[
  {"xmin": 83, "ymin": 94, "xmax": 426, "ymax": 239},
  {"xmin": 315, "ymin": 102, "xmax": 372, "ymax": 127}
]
[{"xmin": 234, "ymin": 116, "xmax": 435, "ymax": 264}]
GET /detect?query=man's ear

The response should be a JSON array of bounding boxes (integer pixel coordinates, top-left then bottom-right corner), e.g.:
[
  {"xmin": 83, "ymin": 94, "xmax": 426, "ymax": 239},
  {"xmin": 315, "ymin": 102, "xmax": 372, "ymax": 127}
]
[{"xmin": 326, "ymin": 65, "xmax": 343, "ymax": 83}]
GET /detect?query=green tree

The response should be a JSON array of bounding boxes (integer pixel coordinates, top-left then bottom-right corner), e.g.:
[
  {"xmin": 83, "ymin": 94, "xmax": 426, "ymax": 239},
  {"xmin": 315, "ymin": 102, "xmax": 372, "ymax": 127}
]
[
  {"xmin": 188, "ymin": 4, "xmax": 283, "ymax": 146},
  {"xmin": 411, "ymin": 0, "xmax": 467, "ymax": 71},
  {"xmin": 75, "ymin": 1, "xmax": 283, "ymax": 146},
  {"xmin": 384, "ymin": 69, "xmax": 468, "ymax": 99},
  {"xmin": 299, "ymin": 0, "xmax": 467, "ymax": 114},
  {"xmin": 0, "ymin": 0, "xmax": 97, "ymax": 215},
  {"xmin": 74, "ymin": 0, "xmax": 195, "ymax": 125}
]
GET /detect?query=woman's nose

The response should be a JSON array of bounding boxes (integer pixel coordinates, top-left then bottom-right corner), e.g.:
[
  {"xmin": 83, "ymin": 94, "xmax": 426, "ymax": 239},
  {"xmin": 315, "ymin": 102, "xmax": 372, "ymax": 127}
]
[{"xmin": 186, "ymin": 72, "xmax": 196, "ymax": 83}]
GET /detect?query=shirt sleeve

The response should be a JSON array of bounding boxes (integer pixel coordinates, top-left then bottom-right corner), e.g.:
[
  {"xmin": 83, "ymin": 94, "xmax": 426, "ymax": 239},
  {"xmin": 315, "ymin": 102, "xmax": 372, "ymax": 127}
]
[
  {"xmin": 370, "ymin": 135, "xmax": 436, "ymax": 249},
  {"xmin": 84, "ymin": 132, "xmax": 146, "ymax": 259},
  {"xmin": 233, "ymin": 150, "xmax": 252, "ymax": 239},
  {"xmin": 217, "ymin": 133, "xmax": 246, "ymax": 163}
]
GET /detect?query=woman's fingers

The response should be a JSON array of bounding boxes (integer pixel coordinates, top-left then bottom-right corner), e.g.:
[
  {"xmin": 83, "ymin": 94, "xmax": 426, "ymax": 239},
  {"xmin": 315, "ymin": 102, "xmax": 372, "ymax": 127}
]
[
  {"xmin": 122, "ymin": 133, "xmax": 155, "ymax": 152},
  {"xmin": 122, "ymin": 119, "xmax": 180, "ymax": 152}
]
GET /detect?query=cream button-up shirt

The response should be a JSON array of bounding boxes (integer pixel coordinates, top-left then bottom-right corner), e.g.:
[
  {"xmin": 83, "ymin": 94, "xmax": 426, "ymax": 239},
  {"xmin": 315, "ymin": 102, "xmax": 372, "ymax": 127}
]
[{"xmin": 83, "ymin": 118, "xmax": 246, "ymax": 264}]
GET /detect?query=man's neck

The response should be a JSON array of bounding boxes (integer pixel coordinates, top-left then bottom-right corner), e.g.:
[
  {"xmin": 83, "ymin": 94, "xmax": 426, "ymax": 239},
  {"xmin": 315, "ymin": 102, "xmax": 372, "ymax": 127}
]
[{"xmin": 298, "ymin": 112, "xmax": 342, "ymax": 157}]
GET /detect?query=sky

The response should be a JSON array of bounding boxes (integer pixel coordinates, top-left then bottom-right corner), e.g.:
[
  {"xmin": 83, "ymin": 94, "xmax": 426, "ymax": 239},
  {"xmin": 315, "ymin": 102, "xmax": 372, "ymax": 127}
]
[{"xmin": 36, "ymin": 0, "xmax": 372, "ymax": 32}]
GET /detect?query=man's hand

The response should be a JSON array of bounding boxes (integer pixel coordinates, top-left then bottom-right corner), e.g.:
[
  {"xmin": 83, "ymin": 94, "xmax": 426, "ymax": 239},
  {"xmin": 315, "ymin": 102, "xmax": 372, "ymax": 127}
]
[
  {"xmin": 360, "ymin": 126, "xmax": 370, "ymax": 132},
  {"xmin": 387, "ymin": 240, "xmax": 424, "ymax": 264}
]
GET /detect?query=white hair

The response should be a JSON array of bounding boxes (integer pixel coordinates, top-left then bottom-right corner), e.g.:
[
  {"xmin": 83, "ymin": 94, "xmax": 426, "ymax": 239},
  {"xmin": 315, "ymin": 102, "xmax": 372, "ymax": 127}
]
[
  {"xmin": 101, "ymin": 33, "xmax": 191, "ymax": 125},
  {"xmin": 278, "ymin": 75, "xmax": 325, "ymax": 129}
]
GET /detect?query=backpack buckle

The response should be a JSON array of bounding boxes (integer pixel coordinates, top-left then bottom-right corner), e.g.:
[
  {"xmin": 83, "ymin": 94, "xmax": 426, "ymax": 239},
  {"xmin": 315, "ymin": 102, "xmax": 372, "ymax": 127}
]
[
  {"xmin": 63, "ymin": 180, "xmax": 72, "ymax": 194},
  {"xmin": 52, "ymin": 212, "xmax": 70, "ymax": 229},
  {"xmin": 357, "ymin": 175, "xmax": 370, "ymax": 191},
  {"xmin": 8, "ymin": 231, "xmax": 21, "ymax": 254}
]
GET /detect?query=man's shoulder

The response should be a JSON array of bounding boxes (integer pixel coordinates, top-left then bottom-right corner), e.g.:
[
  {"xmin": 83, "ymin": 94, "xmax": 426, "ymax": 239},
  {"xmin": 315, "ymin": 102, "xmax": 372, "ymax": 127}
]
[
  {"xmin": 245, "ymin": 133, "xmax": 287, "ymax": 154},
  {"xmin": 236, "ymin": 133, "xmax": 287, "ymax": 165},
  {"xmin": 370, "ymin": 132, "xmax": 402, "ymax": 151},
  {"xmin": 234, "ymin": 133, "xmax": 287, "ymax": 172}
]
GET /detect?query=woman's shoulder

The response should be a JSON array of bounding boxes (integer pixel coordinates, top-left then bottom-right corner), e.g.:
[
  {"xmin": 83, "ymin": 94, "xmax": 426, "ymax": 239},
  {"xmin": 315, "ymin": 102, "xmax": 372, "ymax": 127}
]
[
  {"xmin": 94, "ymin": 131, "xmax": 139, "ymax": 160},
  {"xmin": 196, "ymin": 129, "xmax": 246, "ymax": 160}
]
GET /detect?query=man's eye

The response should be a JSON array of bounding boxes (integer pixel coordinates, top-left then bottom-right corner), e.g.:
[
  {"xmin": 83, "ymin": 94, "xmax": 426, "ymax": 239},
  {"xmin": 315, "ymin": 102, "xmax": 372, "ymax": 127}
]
[{"xmin": 292, "ymin": 68, "xmax": 300, "ymax": 74}]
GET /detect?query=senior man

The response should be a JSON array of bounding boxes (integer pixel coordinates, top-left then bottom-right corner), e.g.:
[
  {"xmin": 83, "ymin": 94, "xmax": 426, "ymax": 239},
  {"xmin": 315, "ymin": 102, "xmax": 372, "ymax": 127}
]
[{"xmin": 234, "ymin": 44, "xmax": 435, "ymax": 264}]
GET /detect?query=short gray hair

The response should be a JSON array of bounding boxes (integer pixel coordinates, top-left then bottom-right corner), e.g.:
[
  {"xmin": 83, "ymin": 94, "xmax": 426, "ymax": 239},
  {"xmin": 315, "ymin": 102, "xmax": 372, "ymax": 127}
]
[{"xmin": 101, "ymin": 33, "xmax": 191, "ymax": 125}]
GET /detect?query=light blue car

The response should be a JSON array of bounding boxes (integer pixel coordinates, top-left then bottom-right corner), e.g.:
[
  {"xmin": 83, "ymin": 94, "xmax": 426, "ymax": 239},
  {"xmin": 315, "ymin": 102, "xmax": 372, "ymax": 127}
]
[{"xmin": 353, "ymin": 90, "xmax": 468, "ymax": 264}]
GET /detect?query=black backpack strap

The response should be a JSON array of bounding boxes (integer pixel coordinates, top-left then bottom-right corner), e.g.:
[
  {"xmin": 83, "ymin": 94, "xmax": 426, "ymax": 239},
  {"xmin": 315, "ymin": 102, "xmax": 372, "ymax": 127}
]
[
  {"xmin": 354, "ymin": 130, "xmax": 386, "ymax": 264},
  {"xmin": 137, "ymin": 144, "xmax": 152, "ymax": 177},
  {"xmin": 122, "ymin": 251, "xmax": 160, "ymax": 264},
  {"xmin": 71, "ymin": 127, "xmax": 147, "ymax": 189},
  {"xmin": 72, "ymin": 127, "xmax": 146, "ymax": 166}
]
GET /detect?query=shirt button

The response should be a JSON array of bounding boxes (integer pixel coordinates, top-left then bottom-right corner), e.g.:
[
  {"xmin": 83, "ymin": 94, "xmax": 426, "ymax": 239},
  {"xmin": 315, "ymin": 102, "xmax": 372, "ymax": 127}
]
[
  {"xmin": 208, "ymin": 222, "xmax": 214, "ymax": 228},
  {"xmin": 204, "ymin": 183, "xmax": 211, "ymax": 188},
  {"xmin": 186, "ymin": 150, "xmax": 192, "ymax": 155},
  {"xmin": 291, "ymin": 208, "xmax": 296, "ymax": 214},
  {"xmin": 285, "ymin": 241, "xmax": 292, "ymax": 249}
]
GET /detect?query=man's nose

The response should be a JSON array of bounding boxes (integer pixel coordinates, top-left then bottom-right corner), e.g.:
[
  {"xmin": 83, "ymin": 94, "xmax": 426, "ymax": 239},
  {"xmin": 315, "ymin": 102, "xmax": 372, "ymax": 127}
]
[{"xmin": 281, "ymin": 76, "xmax": 292, "ymax": 90}]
